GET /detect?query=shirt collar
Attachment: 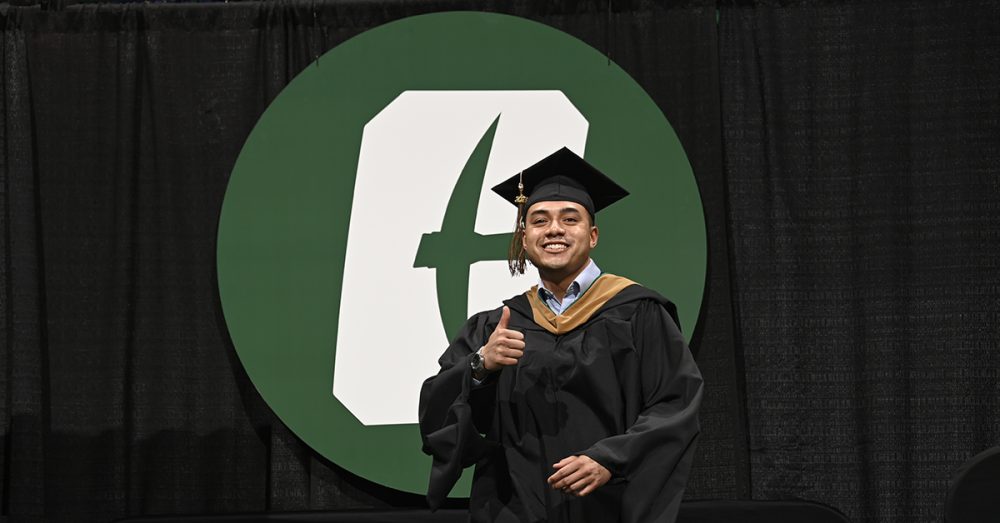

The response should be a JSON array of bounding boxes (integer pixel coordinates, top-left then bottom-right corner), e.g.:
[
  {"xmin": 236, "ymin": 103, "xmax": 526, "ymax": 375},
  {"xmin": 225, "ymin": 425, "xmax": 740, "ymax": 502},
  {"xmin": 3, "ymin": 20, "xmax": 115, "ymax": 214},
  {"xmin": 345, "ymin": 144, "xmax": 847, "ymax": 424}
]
[{"xmin": 537, "ymin": 259, "xmax": 601, "ymax": 302}]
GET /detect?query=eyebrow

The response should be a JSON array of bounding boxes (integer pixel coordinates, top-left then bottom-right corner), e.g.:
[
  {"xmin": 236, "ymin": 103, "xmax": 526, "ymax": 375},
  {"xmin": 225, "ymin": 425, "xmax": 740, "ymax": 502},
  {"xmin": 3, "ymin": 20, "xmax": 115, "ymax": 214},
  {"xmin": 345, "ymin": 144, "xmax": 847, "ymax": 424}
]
[{"xmin": 528, "ymin": 207, "xmax": 584, "ymax": 217}]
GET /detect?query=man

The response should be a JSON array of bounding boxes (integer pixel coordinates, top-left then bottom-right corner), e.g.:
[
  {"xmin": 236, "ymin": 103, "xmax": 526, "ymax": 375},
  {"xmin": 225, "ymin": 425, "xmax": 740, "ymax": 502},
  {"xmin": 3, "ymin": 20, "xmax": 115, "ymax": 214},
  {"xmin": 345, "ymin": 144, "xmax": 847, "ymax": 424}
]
[{"xmin": 419, "ymin": 147, "xmax": 702, "ymax": 522}]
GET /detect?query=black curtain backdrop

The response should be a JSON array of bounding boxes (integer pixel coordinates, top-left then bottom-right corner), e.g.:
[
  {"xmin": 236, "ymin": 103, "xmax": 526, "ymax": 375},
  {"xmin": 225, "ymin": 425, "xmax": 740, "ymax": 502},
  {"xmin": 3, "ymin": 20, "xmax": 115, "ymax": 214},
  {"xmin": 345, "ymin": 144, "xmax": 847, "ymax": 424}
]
[
  {"xmin": 719, "ymin": 2, "xmax": 1000, "ymax": 522},
  {"xmin": 0, "ymin": 1, "xmax": 995, "ymax": 522}
]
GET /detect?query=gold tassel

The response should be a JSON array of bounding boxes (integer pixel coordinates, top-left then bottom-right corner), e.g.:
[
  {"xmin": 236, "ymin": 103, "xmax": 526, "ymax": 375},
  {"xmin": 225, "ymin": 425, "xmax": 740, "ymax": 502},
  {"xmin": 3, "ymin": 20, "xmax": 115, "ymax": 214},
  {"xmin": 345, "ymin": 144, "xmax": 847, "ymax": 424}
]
[{"xmin": 508, "ymin": 173, "xmax": 528, "ymax": 276}]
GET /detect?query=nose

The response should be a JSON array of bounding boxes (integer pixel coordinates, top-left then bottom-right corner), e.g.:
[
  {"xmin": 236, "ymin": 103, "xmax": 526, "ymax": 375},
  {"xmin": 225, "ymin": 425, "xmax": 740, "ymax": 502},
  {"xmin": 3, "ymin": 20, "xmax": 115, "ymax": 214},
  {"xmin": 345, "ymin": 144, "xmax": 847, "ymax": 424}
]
[{"xmin": 545, "ymin": 220, "xmax": 565, "ymax": 236}]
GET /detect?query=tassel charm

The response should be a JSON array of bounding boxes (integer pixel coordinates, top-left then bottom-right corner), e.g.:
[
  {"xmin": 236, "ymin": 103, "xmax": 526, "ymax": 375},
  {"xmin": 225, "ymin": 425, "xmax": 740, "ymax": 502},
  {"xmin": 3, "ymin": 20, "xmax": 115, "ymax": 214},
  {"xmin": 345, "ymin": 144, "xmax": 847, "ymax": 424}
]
[{"xmin": 508, "ymin": 173, "xmax": 528, "ymax": 275}]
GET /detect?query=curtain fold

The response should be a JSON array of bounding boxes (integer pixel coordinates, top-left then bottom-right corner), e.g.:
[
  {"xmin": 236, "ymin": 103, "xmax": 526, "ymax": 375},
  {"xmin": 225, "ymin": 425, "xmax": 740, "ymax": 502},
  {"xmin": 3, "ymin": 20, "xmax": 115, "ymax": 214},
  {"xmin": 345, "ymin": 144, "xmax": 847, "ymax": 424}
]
[{"xmin": 2, "ymin": 9, "xmax": 48, "ymax": 518}]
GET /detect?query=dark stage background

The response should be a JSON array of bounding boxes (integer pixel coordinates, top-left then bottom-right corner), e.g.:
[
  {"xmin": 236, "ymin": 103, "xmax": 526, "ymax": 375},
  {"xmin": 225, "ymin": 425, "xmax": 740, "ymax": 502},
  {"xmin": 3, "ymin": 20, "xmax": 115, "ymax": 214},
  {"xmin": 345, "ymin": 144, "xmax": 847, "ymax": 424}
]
[{"xmin": 0, "ymin": 1, "xmax": 996, "ymax": 522}]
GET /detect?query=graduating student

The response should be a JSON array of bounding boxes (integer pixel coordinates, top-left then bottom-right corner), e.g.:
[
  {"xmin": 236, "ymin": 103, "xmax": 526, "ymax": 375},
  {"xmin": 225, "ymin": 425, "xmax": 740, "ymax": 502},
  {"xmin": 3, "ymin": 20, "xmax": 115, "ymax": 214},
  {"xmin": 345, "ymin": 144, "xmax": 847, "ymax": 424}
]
[{"xmin": 419, "ymin": 147, "xmax": 703, "ymax": 523}]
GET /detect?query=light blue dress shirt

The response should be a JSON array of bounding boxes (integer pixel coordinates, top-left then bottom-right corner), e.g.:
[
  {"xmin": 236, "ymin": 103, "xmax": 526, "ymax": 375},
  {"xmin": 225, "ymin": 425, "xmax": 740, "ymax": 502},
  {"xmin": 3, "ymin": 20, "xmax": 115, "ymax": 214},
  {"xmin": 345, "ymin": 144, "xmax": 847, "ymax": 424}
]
[{"xmin": 536, "ymin": 259, "xmax": 601, "ymax": 315}]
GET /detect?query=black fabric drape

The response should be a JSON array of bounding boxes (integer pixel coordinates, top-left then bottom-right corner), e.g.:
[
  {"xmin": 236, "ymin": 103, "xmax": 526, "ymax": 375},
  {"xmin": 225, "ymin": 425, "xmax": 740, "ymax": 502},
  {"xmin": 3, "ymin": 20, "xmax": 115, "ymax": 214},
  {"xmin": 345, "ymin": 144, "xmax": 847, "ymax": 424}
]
[
  {"xmin": 719, "ymin": 2, "xmax": 1000, "ymax": 523},
  {"xmin": 7, "ymin": 1, "xmax": 996, "ymax": 522},
  {"xmin": 1, "ymin": 2, "xmax": 740, "ymax": 522}
]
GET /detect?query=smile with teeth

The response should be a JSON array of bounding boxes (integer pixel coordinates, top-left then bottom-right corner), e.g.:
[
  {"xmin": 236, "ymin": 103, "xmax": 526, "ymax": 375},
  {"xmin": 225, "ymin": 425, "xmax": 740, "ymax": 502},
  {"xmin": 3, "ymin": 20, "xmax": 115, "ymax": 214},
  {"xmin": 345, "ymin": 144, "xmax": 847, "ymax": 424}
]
[{"xmin": 542, "ymin": 242, "xmax": 570, "ymax": 253}]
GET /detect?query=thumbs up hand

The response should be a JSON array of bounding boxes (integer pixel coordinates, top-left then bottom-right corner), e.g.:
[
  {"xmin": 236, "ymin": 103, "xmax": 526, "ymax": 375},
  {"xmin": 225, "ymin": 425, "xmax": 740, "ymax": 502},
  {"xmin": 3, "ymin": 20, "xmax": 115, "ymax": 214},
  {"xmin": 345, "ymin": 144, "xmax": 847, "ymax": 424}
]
[{"xmin": 482, "ymin": 306, "xmax": 525, "ymax": 371}]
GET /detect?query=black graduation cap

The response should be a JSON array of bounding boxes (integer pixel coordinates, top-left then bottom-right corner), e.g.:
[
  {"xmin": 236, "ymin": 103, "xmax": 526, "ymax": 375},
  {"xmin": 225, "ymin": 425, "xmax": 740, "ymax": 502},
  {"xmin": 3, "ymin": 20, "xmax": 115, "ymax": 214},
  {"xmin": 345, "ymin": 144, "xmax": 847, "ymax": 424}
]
[{"xmin": 491, "ymin": 147, "xmax": 629, "ymax": 217}]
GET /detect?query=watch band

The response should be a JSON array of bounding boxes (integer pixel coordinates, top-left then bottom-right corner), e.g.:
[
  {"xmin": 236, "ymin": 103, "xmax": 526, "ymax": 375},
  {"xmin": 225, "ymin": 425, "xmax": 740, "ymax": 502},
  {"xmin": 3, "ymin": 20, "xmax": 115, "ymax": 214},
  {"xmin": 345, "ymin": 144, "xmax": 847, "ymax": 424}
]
[{"xmin": 471, "ymin": 346, "xmax": 489, "ymax": 380}]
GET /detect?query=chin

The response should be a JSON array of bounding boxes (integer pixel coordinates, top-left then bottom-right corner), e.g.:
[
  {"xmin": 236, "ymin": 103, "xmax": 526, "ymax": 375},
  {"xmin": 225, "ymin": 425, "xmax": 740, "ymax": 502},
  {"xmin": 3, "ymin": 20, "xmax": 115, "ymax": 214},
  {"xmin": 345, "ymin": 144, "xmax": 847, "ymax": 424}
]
[
  {"xmin": 537, "ymin": 259, "xmax": 581, "ymax": 275},
  {"xmin": 530, "ymin": 255, "xmax": 566, "ymax": 269}
]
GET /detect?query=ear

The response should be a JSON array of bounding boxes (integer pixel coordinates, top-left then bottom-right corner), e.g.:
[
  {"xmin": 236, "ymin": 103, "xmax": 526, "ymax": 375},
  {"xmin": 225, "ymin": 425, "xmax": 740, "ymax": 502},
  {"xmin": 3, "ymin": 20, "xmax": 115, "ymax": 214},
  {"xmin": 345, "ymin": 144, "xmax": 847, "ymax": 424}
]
[{"xmin": 590, "ymin": 225, "xmax": 599, "ymax": 248}]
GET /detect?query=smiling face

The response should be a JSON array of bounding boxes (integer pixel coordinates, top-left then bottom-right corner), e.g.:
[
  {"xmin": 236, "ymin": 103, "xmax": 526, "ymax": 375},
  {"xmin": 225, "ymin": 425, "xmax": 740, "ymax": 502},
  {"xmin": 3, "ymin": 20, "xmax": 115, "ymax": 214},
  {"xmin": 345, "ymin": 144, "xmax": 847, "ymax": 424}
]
[{"xmin": 522, "ymin": 200, "xmax": 598, "ymax": 282}]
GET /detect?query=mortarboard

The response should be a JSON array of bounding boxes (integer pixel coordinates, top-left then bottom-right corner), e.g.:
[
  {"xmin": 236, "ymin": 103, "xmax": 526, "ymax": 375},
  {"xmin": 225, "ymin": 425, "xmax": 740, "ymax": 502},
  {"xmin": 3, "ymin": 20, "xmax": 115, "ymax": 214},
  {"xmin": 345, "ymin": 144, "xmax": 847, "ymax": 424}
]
[
  {"xmin": 491, "ymin": 147, "xmax": 629, "ymax": 216},
  {"xmin": 491, "ymin": 147, "xmax": 629, "ymax": 275}
]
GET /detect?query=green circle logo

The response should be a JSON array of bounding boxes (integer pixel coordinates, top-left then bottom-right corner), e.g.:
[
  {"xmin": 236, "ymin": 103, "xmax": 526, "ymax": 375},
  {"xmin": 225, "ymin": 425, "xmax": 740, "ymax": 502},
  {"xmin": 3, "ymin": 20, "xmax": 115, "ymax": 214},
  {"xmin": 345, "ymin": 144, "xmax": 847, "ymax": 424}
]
[{"xmin": 217, "ymin": 12, "xmax": 705, "ymax": 496}]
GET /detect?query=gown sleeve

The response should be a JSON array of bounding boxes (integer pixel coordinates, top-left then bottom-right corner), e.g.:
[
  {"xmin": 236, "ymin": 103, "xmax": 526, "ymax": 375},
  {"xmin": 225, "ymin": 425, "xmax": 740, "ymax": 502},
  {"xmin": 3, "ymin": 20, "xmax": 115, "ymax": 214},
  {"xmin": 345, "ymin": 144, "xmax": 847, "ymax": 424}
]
[
  {"xmin": 581, "ymin": 299, "xmax": 704, "ymax": 523},
  {"xmin": 418, "ymin": 310, "xmax": 500, "ymax": 509}
]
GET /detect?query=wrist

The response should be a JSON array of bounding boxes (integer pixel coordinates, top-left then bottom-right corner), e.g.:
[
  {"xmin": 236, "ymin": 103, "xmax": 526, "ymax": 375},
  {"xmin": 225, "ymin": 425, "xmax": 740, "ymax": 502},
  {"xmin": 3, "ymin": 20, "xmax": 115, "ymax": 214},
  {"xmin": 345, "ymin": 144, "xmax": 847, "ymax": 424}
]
[
  {"xmin": 471, "ymin": 347, "xmax": 491, "ymax": 379},
  {"xmin": 480, "ymin": 346, "xmax": 498, "ymax": 372}
]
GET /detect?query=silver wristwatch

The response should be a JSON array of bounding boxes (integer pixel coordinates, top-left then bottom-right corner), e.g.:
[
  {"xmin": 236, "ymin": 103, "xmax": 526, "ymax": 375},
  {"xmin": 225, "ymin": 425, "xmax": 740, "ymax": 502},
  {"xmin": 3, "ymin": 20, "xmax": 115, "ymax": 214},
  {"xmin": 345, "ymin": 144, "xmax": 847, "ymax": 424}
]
[{"xmin": 470, "ymin": 347, "xmax": 488, "ymax": 378}]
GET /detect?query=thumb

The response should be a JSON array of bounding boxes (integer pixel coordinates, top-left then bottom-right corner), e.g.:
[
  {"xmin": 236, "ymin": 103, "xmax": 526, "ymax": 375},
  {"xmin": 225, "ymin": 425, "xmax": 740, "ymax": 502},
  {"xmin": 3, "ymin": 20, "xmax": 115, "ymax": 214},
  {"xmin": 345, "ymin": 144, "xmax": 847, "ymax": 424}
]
[{"xmin": 498, "ymin": 306, "xmax": 511, "ymax": 330}]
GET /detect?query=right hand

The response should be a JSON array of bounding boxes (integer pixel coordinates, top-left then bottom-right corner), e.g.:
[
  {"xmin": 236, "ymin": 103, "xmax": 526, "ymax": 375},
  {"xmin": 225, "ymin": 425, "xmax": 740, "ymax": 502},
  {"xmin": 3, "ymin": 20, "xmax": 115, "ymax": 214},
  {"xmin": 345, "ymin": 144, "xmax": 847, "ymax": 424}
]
[{"xmin": 482, "ymin": 306, "xmax": 525, "ymax": 371}]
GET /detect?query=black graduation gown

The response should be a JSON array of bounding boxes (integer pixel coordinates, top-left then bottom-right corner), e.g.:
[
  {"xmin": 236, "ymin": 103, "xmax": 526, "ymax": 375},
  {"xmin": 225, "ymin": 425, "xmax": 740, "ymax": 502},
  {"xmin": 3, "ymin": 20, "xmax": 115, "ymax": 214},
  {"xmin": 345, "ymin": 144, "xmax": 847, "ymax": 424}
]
[{"xmin": 419, "ymin": 284, "xmax": 703, "ymax": 523}]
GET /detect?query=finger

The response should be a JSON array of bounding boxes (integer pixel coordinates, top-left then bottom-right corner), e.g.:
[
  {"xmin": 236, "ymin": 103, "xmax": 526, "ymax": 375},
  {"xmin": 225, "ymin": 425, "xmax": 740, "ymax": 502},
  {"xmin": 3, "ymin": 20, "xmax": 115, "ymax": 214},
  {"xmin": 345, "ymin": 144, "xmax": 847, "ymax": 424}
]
[
  {"xmin": 552, "ymin": 457, "xmax": 574, "ymax": 469},
  {"xmin": 546, "ymin": 467, "xmax": 568, "ymax": 485},
  {"xmin": 547, "ymin": 460, "xmax": 580, "ymax": 486},
  {"xmin": 546, "ymin": 471, "xmax": 563, "ymax": 486},
  {"xmin": 501, "ymin": 329, "xmax": 524, "ymax": 341},
  {"xmin": 494, "ymin": 346, "xmax": 523, "ymax": 358},
  {"xmin": 548, "ymin": 456, "xmax": 580, "ymax": 483},
  {"xmin": 498, "ymin": 306, "xmax": 510, "ymax": 329},
  {"xmin": 500, "ymin": 348, "xmax": 523, "ymax": 360},
  {"xmin": 499, "ymin": 338, "xmax": 525, "ymax": 350},
  {"xmin": 554, "ymin": 469, "xmax": 587, "ymax": 490},
  {"xmin": 496, "ymin": 356, "xmax": 520, "ymax": 366},
  {"xmin": 577, "ymin": 482, "xmax": 598, "ymax": 497},
  {"xmin": 568, "ymin": 476, "xmax": 592, "ymax": 493}
]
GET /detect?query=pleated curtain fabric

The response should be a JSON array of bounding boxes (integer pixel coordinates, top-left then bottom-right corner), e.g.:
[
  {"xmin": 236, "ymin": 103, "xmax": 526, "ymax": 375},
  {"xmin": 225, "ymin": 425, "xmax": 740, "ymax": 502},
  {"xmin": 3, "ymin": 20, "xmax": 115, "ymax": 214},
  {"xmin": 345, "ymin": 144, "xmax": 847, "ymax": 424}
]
[{"xmin": 719, "ymin": 2, "xmax": 1000, "ymax": 522}]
